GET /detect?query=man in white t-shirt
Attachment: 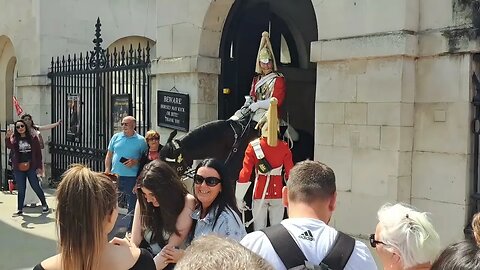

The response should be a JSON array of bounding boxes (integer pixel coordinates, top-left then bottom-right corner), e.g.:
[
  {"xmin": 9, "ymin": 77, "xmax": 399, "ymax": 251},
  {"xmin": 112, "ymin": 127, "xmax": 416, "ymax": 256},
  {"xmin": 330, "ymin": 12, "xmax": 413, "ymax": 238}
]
[{"xmin": 241, "ymin": 160, "xmax": 377, "ymax": 270}]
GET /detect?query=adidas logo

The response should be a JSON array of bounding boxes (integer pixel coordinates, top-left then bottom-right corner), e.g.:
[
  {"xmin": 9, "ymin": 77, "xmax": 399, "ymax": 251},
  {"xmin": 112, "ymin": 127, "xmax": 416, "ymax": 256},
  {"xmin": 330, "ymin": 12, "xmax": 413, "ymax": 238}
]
[{"xmin": 299, "ymin": 230, "xmax": 314, "ymax": 241}]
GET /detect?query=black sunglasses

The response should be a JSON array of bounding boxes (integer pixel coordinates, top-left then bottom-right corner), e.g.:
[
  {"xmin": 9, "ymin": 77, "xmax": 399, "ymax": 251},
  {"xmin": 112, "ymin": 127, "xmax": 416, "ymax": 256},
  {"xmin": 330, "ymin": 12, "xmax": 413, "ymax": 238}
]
[
  {"xmin": 16, "ymin": 124, "xmax": 25, "ymax": 129},
  {"xmin": 369, "ymin": 234, "xmax": 387, "ymax": 248},
  {"xmin": 193, "ymin": 174, "xmax": 221, "ymax": 187}
]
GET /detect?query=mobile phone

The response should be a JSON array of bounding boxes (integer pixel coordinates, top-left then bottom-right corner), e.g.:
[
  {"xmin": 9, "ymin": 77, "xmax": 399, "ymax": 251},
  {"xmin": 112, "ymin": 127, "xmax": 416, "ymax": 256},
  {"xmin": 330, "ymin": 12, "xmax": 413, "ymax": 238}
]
[{"xmin": 119, "ymin": 157, "xmax": 128, "ymax": 163}]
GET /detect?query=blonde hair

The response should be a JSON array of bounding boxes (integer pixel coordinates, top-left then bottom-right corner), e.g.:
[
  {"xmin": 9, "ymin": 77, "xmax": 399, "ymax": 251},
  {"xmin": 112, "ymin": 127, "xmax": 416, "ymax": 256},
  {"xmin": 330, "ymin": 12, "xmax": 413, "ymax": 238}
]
[
  {"xmin": 145, "ymin": 130, "xmax": 160, "ymax": 141},
  {"xmin": 176, "ymin": 235, "xmax": 274, "ymax": 270},
  {"xmin": 55, "ymin": 164, "xmax": 117, "ymax": 270},
  {"xmin": 377, "ymin": 203, "xmax": 441, "ymax": 268},
  {"xmin": 472, "ymin": 212, "xmax": 480, "ymax": 245}
]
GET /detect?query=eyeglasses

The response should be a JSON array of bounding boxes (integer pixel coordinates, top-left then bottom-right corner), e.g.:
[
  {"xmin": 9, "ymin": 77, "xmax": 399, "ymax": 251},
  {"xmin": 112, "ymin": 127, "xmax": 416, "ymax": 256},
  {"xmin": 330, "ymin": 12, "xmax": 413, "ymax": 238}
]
[
  {"xmin": 193, "ymin": 174, "xmax": 221, "ymax": 187},
  {"xmin": 147, "ymin": 137, "xmax": 159, "ymax": 141},
  {"xmin": 16, "ymin": 125, "xmax": 25, "ymax": 129},
  {"xmin": 121, "ymin": 122, "xmax": 129, "ymax": 126},
  {"xmin": 369, "ymin": 234, "xmax": 387, "ymax": 248}
]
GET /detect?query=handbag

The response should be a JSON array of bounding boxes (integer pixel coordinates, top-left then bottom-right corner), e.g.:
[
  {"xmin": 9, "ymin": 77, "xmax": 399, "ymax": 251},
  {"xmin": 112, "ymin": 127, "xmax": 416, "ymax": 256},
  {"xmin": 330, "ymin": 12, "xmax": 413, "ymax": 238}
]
[{"xmin": 18, "ymin": 162, "xmax": 30, "ymax": 172}]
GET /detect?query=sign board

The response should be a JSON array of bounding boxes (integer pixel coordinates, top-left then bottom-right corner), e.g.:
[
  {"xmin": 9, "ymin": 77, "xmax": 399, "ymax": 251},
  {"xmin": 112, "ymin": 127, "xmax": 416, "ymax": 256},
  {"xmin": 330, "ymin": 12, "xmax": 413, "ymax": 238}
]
[
  {"xmin": 157, "ymin": 91, "xmax": 189, "ymax": 132},
  {"xmin": 66, "ymin": 93, "xmax": 81, "ymax": 143},
  {"xmin": 112, "ymin": 94, "xmax": 132, "ymax": 134}
]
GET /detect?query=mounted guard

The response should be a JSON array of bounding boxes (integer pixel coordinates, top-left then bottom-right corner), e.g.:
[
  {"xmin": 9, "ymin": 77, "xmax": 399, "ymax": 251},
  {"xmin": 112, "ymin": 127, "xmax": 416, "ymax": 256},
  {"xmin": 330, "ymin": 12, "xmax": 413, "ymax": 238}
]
[
  {"xmin": 235, "ymin": 98, "xmax": 294, "ymax": 230},
  {"xmin": 230, "ymin": 32, "xmax": 288, "ymax": 129}
]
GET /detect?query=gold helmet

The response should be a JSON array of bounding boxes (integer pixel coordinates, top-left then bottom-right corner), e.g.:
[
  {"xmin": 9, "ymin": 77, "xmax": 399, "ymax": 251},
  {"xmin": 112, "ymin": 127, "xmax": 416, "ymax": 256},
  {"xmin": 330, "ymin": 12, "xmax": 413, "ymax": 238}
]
[
  {"xmin": 255, "ymin": 31, "xmax": 278, "ymax": 74},
  {"xmin": 259, "ymin": 98, "xmax": 279, "ymax": 147}
]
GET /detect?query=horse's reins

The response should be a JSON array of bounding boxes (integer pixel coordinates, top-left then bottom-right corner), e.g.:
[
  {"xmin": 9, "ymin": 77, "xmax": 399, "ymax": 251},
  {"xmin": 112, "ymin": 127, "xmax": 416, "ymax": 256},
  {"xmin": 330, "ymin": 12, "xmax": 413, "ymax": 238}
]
[{"xmin": 224, "ymin": 114, "xmax": 253, "ymax": 165}]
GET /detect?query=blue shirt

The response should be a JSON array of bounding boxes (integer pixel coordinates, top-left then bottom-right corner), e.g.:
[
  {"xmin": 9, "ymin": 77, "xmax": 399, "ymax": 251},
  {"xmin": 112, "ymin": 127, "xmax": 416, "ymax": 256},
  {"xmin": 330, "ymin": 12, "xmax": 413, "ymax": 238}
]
[
  {"xmin": 108, "ymin": 132, "xmax": 148, "ymax": 177},
  {"xmin": 191, "ymin": 206, "xmax": 246, "ymax": 242}
]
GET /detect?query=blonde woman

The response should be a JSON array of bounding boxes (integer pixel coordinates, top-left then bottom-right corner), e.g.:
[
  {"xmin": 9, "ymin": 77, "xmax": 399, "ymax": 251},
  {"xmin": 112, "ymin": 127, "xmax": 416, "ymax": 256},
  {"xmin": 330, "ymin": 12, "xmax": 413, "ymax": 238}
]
[{"xmin": 34, "ymin": 165, "xmax": 155, "ymax": 270}]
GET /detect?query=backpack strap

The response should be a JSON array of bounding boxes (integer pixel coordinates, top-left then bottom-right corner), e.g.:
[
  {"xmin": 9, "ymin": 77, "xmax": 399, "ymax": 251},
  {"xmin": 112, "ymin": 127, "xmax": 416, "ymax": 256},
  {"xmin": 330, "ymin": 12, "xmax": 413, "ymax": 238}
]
[
  {"xmin": 261, "ymin": 224, "xmax": 307, "ymax": 269},
  {"xmin": 320, "ymin": 231, "xmax": 355, "ymax": 270}
]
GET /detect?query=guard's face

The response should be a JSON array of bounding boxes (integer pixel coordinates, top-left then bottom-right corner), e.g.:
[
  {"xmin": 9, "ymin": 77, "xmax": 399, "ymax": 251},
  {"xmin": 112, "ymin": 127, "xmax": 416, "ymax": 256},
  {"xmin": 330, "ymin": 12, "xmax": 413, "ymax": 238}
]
[{"xmin": 260, "ymin": 60, "xmax": 273, "ymax": 74}]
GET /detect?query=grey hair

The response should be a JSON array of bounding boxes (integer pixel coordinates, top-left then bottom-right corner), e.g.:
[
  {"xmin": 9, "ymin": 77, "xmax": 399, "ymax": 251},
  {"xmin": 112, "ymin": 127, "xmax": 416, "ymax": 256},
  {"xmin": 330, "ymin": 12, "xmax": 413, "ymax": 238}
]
[
  {"xmin": 377, "ymin": 203, "xmax": 441, "ymax": 268},
  {"xmin": 175, "ymin": 235, "xmax": 274, "ymax": 270}
]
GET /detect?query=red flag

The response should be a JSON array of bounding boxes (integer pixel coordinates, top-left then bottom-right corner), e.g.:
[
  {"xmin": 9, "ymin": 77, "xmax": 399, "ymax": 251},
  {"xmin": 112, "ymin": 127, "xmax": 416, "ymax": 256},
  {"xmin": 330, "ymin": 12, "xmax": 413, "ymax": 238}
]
[{"xmin": 13, "ymin": 96, "xmax": 24, "ymax": 116}]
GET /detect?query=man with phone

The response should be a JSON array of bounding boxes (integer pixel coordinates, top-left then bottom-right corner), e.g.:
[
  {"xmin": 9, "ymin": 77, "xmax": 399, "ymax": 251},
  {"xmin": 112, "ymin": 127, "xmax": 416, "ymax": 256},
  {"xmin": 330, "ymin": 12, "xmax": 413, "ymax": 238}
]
[{"xmin": 105, "ymin": 116, "xmax": 147, "ymax": 232}]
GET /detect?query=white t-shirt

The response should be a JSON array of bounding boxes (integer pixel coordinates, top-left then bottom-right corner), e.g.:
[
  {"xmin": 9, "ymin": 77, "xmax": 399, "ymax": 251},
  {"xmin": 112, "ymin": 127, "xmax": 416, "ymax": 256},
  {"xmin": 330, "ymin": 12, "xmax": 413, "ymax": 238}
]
[{"xmin": 240, "ymin": 218, "xmax": 377, "ymax": 270}]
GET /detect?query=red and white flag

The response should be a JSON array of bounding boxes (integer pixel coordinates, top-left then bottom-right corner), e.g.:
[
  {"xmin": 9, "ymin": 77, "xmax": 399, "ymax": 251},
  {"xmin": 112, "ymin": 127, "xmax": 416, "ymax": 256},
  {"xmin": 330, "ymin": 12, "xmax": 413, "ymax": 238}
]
[{"xmin": 13, "ymin": 96, "xmax": 24, "ymax": 116}]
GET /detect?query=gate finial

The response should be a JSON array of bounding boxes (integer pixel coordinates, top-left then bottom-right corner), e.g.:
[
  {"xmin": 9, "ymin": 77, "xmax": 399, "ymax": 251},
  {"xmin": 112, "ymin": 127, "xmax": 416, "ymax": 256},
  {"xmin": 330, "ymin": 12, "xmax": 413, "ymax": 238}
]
[{"xmin": 89, "ymin": 17, "xmax": 106, "ymax": 69}]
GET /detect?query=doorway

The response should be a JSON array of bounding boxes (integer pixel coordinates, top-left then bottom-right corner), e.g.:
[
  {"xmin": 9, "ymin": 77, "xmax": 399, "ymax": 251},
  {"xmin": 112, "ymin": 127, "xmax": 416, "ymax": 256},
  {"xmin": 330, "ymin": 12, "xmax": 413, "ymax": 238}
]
[{"xmin": 219, "ymin": 0, "xmax": 317, "ymax": 137}]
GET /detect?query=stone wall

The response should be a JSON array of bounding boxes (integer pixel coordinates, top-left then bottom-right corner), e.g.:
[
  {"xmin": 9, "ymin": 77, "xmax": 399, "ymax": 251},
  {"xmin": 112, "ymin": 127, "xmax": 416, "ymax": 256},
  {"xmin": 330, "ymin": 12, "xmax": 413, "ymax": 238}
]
[{"xmin": 312, "ymin": 0, "xmax": 475, "ymax": 247}]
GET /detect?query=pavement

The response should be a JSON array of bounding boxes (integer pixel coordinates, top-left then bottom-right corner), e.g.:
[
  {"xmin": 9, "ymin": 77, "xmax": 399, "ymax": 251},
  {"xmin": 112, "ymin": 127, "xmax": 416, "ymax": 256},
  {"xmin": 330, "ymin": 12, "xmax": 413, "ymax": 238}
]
[
  {"xmin": 0, "ymin": 185, "xmax": 131, "ymax": 270},
  {"xmin": 0, "ymin": 187, "xmax": 57, "ymax": 270}
]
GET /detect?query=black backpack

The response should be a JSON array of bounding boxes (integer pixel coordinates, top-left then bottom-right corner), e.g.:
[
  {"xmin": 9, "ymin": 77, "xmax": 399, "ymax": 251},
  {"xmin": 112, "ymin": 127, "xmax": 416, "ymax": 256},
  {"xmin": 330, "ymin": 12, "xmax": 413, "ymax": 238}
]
[{"xmin": 261, "ymin": 224, "xmax": 355, "ymax": 270}]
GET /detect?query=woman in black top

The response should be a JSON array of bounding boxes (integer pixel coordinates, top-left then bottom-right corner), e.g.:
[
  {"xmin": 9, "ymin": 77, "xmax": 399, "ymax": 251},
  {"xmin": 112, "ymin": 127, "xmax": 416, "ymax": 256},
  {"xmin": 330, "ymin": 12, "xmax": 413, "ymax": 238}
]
[{"xmin": 33, "ymin": 165, "xmax": 155, "ymax": 270}]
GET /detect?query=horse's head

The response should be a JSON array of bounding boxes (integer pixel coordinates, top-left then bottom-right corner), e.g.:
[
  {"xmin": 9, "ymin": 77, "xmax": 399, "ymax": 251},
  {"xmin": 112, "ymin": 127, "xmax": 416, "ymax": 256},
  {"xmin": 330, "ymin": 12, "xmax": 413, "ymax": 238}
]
[{"xmin": 159, "ymin": 130, "xmax": 190, "ymax": 176}]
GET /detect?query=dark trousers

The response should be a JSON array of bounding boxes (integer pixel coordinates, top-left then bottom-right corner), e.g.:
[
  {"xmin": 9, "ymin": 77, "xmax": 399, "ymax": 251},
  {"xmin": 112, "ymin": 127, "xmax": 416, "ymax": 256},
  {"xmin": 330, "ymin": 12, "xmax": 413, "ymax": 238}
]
[
  {"xmin": 118, "ymin": 176, "xmax": 137, "ymax": 231},
  {"xmin": 14, "ymin": 169, "xmax": 47, "ymax": 211}
]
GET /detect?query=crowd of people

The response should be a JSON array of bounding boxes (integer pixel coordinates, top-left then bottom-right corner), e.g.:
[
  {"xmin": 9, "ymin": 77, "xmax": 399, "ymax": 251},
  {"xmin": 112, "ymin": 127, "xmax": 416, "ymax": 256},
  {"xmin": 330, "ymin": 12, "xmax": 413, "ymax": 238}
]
[{"xmin": 9, "ymin": 31, "xmax": 480, "ymax": 270}]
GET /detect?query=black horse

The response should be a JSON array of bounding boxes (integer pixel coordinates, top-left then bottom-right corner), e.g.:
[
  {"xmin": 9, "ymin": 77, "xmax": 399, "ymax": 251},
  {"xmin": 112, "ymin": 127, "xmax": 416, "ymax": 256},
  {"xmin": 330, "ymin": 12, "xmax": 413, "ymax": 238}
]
[{"xmin": 159, "ymin": 118, "xmax": 314, "ymax": 182}]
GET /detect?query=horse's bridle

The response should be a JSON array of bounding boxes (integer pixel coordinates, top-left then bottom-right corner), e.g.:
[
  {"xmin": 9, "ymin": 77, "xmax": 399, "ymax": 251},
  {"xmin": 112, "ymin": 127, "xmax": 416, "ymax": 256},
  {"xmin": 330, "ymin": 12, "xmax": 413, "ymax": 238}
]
[
  {"xmin": 163, "ymin": 139, "xmax": 195, "ymax": 178},
  {"xmin": 224, "ymin": 114, "xmax": 253, "ymax": 165}
]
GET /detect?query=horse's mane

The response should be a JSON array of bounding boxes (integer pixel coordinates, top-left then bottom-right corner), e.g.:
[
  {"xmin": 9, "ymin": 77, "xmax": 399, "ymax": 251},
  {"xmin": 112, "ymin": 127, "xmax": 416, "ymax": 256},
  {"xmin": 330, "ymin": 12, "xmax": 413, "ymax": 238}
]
[{"xmin": 180, "ymin": 120, "xmax": 231, "ymax": 151}]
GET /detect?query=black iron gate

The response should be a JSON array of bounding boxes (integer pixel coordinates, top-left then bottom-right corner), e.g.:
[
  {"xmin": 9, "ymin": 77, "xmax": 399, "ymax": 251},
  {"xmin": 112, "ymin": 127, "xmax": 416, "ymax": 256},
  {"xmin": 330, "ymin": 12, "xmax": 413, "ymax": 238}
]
[{"xmin": 48, "ymin": 18, "xmax": 151, "ymax": 182}]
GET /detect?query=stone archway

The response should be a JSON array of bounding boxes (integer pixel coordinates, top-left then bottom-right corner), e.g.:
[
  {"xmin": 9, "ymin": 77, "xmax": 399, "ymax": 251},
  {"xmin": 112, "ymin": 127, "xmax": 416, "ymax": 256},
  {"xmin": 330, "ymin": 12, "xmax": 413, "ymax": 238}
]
[
  {"xmin": 213, "ymin": 0, "xmax": 318, "ymax": 140},
  {"xmin": 0, "ymin": 35, "xmax": 16, "ymax": 127}
]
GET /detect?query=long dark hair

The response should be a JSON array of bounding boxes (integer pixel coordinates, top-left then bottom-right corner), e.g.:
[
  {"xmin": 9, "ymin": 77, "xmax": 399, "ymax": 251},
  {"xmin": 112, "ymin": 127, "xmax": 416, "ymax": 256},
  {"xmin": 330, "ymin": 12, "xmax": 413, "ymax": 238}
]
[
  {"xmin": 194, "ymin": 158, "xmax": 241, "ymax": 228},
  {"xmin": 21, "ymin": 114, "xmax": 39, "ymax": 130},
  {"xmin": 137, "ymin": 159, "xmax": 188, "ymax": 246},
  {"xmin": 12, "ymin": 120, "xmax": 32, "ymax": 153}
]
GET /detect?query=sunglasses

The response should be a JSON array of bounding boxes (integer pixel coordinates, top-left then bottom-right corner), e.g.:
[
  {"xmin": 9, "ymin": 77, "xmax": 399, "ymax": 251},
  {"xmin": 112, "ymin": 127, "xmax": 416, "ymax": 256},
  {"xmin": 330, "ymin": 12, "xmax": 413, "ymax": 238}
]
[
  {"xmin": 369, "ymin": 234, "xmax": 387, "ymax": 248},
  {"xmin": 193, "ymin": 174, "xmax": 221, "ymax": 187},
  {"xmin": 16, "ymin": 125, "xmax": 25, "ymax": 129},
  {"xmin": 147, "ymin": 137, "xmax": 159, "ymax": 141}
]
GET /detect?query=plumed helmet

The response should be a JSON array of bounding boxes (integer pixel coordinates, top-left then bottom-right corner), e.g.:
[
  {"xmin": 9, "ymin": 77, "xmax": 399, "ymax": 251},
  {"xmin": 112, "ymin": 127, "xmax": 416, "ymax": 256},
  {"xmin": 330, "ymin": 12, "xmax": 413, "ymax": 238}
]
[{"xmin": 255, "ymin": 31, "xmax": 278, "ymax": 74}]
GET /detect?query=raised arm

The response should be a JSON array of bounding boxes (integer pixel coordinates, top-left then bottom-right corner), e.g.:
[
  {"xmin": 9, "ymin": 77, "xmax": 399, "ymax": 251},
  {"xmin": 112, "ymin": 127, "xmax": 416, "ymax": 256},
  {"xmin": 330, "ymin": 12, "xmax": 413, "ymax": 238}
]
[{"xmin": 37, "ymin": 119, "xmax": 62, "ymax": 131}]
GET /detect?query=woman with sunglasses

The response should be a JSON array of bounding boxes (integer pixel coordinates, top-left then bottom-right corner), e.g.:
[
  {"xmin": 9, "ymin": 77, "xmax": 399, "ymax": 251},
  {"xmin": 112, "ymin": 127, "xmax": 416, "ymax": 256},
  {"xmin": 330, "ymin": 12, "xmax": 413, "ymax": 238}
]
[
  {"xmin": 371, "ymin": 203, "xmax": 440, "ymax": 270},
  {"xmin": 137, "ymin": 130, "xmax": 163, "ymax": 177},
  {"xmin": 5, "ymin": 120, "xmax": 49, "ymax": 216},
  {"xmin": 161, "ymin": 158, "xmax": 246, "ymax": 264},
  {"xmin": 21, "ymin": 114, "xmax": 61, "ymax": 208},
  {"xmin": 128, "ymin": 159, "xmax": 195, "ymax": 270}
]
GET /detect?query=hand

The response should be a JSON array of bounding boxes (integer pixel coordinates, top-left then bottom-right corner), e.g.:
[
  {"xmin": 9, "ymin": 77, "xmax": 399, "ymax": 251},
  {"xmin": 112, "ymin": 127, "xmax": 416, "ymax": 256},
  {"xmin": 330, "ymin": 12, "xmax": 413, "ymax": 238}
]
[
  {"xmin": 123, "ymin": 159, "xmax": 138, "ymax": 168},
  {"xmin": 6, "ymin": 129, "xmax": 13, "ymax": 138},
  {"xmin": 110, "ymin": 237, "xmax": 131, "ymax": 247},
  {"xmin": 161, "ymin": 245, "xmax": 184, "ymax": 264},
  {"xmin": 36, "ymin": 168, "xmax": 43, "ymax": 176},
  {"xmin": 104, "ymin": 169, "xmax": 111, "ymax": 174},
  {"xmin": 248, "ymin": 102, "xmax": 260, "ymax": 112},
  {"xmin": 237, "ymin": 199, "xmax": 248, "ymax": 211},
  {"xmin": 57, "ymin": 119, "xmax": 63, "ymax": 125}
]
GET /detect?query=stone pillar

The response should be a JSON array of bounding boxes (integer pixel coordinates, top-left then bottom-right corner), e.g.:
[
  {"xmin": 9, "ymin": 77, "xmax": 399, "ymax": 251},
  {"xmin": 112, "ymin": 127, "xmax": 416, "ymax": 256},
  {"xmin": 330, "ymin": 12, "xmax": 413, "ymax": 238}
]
[{"xmin": 311, "ymin": 0, "xmax": 418, "ymax": 237}]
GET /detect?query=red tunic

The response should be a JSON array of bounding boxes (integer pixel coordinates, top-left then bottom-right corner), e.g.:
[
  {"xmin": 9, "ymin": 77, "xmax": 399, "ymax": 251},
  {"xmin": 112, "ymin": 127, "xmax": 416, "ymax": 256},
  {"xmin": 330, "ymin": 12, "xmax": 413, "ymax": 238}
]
[
  {"xmin": 249, "ymin": 73, "xmax": 286, "ymax": 110},
  {"xmin": 238, "ymin": 137, "xmax": 294, "ymax": 200}
]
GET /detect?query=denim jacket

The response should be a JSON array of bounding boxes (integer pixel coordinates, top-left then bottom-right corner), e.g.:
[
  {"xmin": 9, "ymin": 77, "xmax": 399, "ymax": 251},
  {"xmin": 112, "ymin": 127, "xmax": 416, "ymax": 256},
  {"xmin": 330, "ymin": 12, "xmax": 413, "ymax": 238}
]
[{"xmin": 191, "ymin": 205, "xmax": 246, "ymax": 242}]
